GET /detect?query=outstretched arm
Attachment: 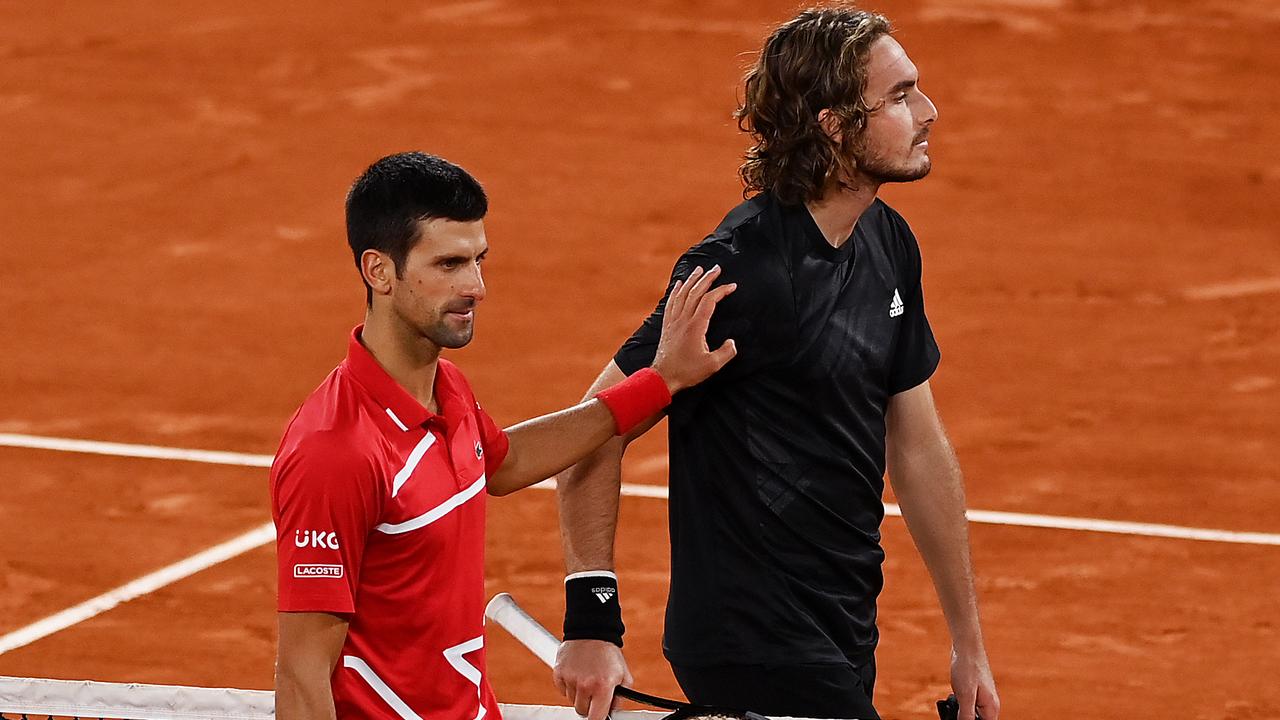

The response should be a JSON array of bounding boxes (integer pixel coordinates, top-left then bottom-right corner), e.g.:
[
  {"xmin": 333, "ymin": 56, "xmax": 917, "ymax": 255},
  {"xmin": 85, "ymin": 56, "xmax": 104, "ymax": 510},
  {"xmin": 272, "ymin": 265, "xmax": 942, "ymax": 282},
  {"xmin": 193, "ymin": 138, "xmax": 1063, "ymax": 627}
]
[
  {"xmin": 486, "ymin": 266, "xmax": 735, "ymax": 496},
  {"xmin": 886, "ymin": 381, "xmax": 999, "ymax": 720}
]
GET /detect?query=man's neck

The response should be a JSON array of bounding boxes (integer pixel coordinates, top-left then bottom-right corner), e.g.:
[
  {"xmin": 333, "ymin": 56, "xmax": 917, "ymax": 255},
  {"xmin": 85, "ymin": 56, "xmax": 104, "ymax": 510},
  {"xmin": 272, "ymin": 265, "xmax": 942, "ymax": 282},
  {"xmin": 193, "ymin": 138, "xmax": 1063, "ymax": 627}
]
[
  {"xmin": 360, "ymin": 310, "xmax": 442, "ymax": 413},
  {"xmin": 805, "ymin": 176, "xmax": 881, "ymax": 248}
]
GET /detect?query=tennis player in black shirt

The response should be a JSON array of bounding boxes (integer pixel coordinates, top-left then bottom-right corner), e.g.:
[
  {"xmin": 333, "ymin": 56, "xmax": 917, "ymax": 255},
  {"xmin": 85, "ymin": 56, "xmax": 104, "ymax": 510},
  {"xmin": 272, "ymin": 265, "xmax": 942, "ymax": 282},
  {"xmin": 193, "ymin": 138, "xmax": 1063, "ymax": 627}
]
[{"xmin": 555, "ymin": 8, "xmax": 999, "ymax": 720}]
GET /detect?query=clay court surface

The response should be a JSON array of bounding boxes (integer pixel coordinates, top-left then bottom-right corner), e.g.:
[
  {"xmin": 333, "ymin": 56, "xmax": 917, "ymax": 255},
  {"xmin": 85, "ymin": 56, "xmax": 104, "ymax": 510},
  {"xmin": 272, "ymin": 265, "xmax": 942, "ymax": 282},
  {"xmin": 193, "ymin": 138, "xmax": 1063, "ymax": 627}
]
[{"xmin": 1, "ymin": 0, "xmax": 1277, "ymax": 718}]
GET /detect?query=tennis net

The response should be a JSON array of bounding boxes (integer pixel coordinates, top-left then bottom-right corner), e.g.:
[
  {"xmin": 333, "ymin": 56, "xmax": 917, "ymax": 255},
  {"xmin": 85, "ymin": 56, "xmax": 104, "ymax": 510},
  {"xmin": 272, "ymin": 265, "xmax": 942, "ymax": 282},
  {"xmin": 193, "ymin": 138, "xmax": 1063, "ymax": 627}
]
[{"xmin": 0, "ymin": 676, "xmax": 668, "ymax": 720}]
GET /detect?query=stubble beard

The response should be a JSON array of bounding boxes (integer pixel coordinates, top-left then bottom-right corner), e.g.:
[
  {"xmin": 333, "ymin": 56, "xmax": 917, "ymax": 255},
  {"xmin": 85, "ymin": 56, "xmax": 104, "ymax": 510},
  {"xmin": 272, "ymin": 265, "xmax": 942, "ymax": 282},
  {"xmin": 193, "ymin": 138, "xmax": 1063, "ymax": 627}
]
[
  {"xmin": 424, "ymin": 312, "xmax": 474, "ymax": 350},
  {"xmin": 855, "ymin": 145, "xmax": 932, "ymax": 184},
  {"xmin": 850, "ymin": 128, "xmax": 933, "ymax": 184}
]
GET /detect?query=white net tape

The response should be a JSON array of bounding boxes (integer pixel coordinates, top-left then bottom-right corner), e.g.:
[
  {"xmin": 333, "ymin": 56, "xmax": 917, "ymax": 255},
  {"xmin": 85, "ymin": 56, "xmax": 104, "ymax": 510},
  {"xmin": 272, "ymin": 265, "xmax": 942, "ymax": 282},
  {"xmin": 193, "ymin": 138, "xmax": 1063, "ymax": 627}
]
[{"xmin": 0, "ymin": 676, "xmax": 668, "ymax": 720}]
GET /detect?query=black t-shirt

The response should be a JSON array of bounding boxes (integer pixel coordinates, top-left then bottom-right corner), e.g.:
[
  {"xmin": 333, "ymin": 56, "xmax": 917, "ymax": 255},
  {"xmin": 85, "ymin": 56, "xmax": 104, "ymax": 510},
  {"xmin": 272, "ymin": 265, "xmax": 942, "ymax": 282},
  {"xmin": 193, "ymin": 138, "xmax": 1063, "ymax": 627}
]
[{"xmin": 615, "ymin": 192, "xmax": 940, "ymax": 667}]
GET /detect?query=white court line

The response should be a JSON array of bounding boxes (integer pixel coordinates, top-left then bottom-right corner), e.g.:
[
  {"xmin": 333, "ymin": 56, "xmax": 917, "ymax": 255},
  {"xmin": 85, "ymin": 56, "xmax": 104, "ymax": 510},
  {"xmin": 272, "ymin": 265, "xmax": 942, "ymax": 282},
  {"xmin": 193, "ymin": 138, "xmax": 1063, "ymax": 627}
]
[
  {"xmin": 0, "ymin": 522, "xmax": 275, "ymax": 655},
  {"xmin": 0, "ymin": 433, "xmax": 272, "ymax": 468},
  {"xmin": 1183, "ymin": 276, "xmax": 1280, "ymax": 300},
  {"xmin": 534, "ymin": 480, "xmax": 1280, "ymax": 546},
  {"xmin": 1, "ymin": 431, "xmax": 1278, "ymax": 656},
  {"xmin": 3, "ymin": 433, "xmax": 1278, "ymax": 545}
]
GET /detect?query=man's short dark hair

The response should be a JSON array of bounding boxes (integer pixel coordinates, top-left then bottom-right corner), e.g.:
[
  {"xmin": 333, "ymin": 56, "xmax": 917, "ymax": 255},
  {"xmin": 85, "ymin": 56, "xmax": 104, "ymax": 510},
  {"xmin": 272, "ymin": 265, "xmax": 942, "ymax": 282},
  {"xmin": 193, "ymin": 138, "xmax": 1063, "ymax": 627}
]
[{"xmin": 345, "ymin": 152, "xmax": 488, "ymax": 304}]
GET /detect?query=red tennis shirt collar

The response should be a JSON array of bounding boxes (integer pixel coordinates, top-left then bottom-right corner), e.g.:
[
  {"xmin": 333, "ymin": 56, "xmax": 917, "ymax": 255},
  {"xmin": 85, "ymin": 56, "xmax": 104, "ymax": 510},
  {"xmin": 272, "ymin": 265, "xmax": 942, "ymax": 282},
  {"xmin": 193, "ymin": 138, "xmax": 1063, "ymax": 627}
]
[{"xmin": 343, "ymin": 324, "xmax": 467, "ymax": 432}]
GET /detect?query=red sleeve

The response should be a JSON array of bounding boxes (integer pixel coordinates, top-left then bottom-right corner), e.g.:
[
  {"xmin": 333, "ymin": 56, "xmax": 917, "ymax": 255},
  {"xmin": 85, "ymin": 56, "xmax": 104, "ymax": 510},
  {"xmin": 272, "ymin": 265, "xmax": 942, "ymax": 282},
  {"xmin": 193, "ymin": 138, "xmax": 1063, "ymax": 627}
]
[
  {"xmin": 270, "ymin": 431, "xmax": 383, "ymax": 614},
  {"xmin": 475, "ymin": 401, "xmax": 509, "ymax": 477}
]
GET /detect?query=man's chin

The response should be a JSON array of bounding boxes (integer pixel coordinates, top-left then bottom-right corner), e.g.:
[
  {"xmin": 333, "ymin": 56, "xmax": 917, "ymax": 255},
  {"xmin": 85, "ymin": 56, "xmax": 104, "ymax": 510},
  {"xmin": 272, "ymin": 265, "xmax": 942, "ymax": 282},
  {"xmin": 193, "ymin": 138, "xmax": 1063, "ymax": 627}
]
[
  {"xmin": 438, "ymin": 330, "xmax": 474, "ymax": 350},
  {"xmin": 871, "ymin": 159, "xmax": 931, "ymax": 184},
  {"xmin": 426, "ymin": 322, "xmax": 475, "ymax": 350}
]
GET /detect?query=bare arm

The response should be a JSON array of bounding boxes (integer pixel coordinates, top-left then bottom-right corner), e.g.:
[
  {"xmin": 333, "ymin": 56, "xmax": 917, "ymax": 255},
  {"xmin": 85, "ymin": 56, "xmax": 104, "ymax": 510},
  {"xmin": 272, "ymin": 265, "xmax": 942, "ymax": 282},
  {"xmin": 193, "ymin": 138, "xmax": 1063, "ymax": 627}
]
[
  {"xmin": 886, "ymin": 381, "xmax": 999, "ymax": 720},
  {"xmin": 487, "ymin": 396, "xmax": 623, "ymax": 497},
  {"xmin": 549, "ymin": 360, "xmax": 661, "ymax": 720},
  {"xmin": 556, "ymin": 361, "xmax": 662, "ymax": 571},
  {"xmin": 275, "ymin": 611, "xmax": 349, "ymax": 720},
  {"xmin": 487, "ymin": 266, "xmax": 735, "ymax": 497}
]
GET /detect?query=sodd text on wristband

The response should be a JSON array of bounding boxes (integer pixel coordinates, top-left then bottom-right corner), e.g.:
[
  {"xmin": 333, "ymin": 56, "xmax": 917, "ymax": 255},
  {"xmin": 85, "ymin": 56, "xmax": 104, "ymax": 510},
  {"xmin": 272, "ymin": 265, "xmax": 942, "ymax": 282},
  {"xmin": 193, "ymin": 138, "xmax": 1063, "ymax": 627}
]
[
  {"xmin": 595, "ymin": 367, "xmax": 672, "ymax": 435},
  {"xmin": 563, "ymin": 571, "xmax": 624, "ymax": 647}
]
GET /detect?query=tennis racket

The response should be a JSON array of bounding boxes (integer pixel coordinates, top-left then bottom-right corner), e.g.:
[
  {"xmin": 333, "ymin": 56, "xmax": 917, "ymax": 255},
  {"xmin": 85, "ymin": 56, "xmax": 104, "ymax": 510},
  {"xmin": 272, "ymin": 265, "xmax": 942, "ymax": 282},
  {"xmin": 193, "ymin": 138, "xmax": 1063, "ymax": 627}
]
[
  {"xmin": 485, "ymin": 593, "xmax": 767, "ymax": 720},
  {"xmin": 485, "ymin": 593, "xmax": 960, "ymax": 720}
]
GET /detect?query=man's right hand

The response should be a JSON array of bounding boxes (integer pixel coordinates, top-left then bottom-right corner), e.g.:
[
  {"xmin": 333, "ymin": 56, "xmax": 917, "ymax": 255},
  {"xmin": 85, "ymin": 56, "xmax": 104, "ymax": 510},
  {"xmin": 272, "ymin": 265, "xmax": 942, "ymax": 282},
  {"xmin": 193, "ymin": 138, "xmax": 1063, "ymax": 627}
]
[
  {"xmin": 553, "ymin": 639, "xmax": 632, "ymax": 720},
  {"xmin": 651, "ymin": 264, "xmax": 737, "ymax": 393}
]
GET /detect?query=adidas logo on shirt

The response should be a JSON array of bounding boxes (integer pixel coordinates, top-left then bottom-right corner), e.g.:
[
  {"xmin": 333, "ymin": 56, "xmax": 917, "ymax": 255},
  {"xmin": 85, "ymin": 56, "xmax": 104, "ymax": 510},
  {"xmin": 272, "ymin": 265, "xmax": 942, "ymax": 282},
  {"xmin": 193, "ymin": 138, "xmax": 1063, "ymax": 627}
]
[
  {"xmin": 889, "ymin": 289, "xmax": 905, "ymax": 318},
  {"xmin": 593, "ymin": 587, "xmax": 616, "ymax": 603}
]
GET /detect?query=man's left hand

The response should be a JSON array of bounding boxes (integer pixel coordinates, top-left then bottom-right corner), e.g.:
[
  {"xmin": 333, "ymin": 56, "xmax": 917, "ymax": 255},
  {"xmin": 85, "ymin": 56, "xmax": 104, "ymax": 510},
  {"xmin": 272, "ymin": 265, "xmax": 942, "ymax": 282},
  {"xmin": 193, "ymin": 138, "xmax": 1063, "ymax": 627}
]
[{"xmin": 950, "ymin": 648, "xmax": 999, "ymax": 720}]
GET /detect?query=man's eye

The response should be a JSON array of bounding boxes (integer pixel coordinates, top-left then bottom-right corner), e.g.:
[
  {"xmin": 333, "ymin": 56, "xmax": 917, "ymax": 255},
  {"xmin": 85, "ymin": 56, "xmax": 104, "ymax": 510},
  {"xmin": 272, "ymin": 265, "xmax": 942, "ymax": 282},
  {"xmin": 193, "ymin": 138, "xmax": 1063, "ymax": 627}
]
[{"xmin": 895, "ymin": 94, "xmax": 908, "ymax": 103}]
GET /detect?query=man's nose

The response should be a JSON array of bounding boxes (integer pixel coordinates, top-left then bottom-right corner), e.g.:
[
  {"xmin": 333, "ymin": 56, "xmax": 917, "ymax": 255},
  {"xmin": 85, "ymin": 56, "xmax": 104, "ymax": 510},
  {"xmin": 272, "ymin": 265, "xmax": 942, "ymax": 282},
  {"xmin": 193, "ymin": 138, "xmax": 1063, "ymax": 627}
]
[
  {"xmin": 460, "ymin": 265, "xmax": 486, "ymax": 302},
  {"xmin": 920, "ymin": 90, "xmax": 938, "ymax": 125}
]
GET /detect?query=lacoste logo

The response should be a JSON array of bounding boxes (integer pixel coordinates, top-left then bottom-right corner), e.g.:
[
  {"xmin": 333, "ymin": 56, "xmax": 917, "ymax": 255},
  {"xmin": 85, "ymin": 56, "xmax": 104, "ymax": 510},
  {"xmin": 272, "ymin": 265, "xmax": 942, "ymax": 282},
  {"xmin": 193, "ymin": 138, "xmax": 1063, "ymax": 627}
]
[
  {"xmin": 293, "ymin": 564, "xmax": 343, "ymax": 578},
  {"xmin": 593, "ymin": 587, "xmax": 616, "ymax": 603},
  {"xmin": 889, "ymin": 289, "xmax": 904, "ymax": 318}
]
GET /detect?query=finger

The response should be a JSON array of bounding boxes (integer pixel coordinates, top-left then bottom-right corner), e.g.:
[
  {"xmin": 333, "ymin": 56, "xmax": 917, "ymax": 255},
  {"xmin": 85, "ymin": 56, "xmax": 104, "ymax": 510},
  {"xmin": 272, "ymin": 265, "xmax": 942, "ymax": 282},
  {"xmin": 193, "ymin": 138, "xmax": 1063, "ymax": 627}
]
[
  {"xmin": 587, "ymin": 686, "xmax": 615, "ymax": 720},
  {"xmin": 573, "ymin": 687, "xmax": 591, "ymax": 718},
  {"xmin": 681, "ymin": 265, "xmax": 721, "ymax": 312},
  {"xmin": 977, "ymin": 686, "xmax": 1000, "ymax": 720},
  {"xmin": 667, "ymin": 268, "xmax": 702, "ymax": 319},
  {"xmin": 681, "ymin": 265, "xmax": 707, "ymax": 299},
  {"xmin": 693, "ymin": 282, "xmax": 737, "ymax": 323},
  {"xmin": 710, "ymin": 338, "xmax": 737, "ymax": 369},
  {"xmin": 662, "ymin": 278, "xmax": 687, "ymax": 322},
  {"xmin": 958, "ymin": 686, "xmax": 978, "ymax": 720}
]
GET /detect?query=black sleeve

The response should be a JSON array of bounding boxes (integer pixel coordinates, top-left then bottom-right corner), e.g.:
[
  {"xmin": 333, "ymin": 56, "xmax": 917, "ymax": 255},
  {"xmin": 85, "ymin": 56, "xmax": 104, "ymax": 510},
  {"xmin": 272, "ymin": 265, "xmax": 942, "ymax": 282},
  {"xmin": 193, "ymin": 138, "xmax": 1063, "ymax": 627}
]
[
  {"xmin": 614, "ymin": 244, "xmax": 777, "ymax": 380},
  {"xmin": 887, "ymin": 221, "xmax": 941, "ymax": 395}
]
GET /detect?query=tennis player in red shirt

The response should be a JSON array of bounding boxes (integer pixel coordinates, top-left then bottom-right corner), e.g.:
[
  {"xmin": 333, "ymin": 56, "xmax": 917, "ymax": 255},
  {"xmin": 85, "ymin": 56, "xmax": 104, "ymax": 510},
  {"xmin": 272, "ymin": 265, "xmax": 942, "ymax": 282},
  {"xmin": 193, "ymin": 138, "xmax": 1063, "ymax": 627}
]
[{"xmin": 271, "ymin": 152, "xmax": 736, "ymax": 720}]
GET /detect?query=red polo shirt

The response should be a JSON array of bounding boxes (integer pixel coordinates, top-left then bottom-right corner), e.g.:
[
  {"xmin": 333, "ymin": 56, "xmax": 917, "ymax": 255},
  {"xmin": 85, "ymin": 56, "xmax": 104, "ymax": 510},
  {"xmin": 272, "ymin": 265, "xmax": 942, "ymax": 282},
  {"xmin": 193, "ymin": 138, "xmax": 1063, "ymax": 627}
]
[{"xmin": 271, "ymin": 325, "xmax": 510, "ymax": 720}]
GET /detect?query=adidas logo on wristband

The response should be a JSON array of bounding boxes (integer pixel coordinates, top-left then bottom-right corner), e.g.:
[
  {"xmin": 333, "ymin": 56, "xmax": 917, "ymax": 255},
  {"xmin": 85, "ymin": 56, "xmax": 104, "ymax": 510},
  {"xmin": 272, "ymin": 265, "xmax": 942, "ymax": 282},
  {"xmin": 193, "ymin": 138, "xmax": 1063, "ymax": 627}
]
[{"xmin": 564, "ymin": 571, "xmax": 625, "ymax": 647}]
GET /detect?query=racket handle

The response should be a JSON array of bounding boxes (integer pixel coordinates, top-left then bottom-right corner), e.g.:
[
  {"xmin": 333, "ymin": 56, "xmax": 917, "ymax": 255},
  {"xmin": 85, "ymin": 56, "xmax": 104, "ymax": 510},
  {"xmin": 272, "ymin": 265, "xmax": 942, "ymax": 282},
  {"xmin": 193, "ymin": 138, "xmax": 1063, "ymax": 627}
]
[
  {"xmin": 613, "ymin": 685, "xmax": 684, "ymax": 711},
  {"xmin": 937, "ymin": 694, "xmax": 960, "ymax": 720},
  {"xmin": 485, "ymin": 592, "xmax": 561, "ymax": 668}
]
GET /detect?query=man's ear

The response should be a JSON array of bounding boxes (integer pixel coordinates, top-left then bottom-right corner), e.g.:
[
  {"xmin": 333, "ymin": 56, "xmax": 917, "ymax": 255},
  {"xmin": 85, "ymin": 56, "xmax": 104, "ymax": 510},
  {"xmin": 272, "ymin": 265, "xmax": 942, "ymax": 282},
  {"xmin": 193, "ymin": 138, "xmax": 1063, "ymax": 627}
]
[
  {"xmin": 361, "ymin": 249, "xmax": 395, "ymax": 298},
  {"xmin": 817, "ymin": 108, "xmax": 843, "ymax": 144}
]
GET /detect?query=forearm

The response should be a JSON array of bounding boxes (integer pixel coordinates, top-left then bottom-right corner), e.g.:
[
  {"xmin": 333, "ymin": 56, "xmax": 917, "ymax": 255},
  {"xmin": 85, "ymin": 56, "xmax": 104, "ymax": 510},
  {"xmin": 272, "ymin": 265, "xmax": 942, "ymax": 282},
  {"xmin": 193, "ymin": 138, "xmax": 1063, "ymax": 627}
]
[
  {"xmin": 556, "ymin": 362, "xmax": 631, "ymax": 571},
  {"xmin": 886, "ymin": 384, "xmax": 986, "ymax": 653},
  {"xmin": 489, "ymin": 400, "xmax": 619, "ymax": 496},
  {"xmin": 558, "ymin": 435, "xmax": 625, "ymax": 572},
  {"xmin": 890, "ymin": 438, "xmax": 984, "ymax": 651},
  {"xmin": 275, "ymin": 612, "xmax": 347, "ymax": 720},
  {"xmin": 274, "ymin": 669, "xmax": 337, "ymax": 720}
]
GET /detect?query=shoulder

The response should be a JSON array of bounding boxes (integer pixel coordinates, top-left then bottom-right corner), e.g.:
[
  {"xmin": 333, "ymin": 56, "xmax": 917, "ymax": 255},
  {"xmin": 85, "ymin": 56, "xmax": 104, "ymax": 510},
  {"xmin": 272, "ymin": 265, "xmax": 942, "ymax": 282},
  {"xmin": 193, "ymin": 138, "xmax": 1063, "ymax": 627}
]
[
  {"xmin": 273, "ymin": 372, "xmax": 383, "ymax": 487},
  {"xmin": 280, "ymin": 369, "xmax": 371, "ymax": 442},
  {"xmin": 677, "ymin": 194, "xmax": 791, "ymax": 293},
  {"xmin": 701, "ymin": 193, "xmax": 785, "ymax": 260},
  {"xmin": 868, "ymin": 199, "xmax": 918, "ymax": 243},
  {"xmin": 270, "ymin": 428, "xmax": 383, "ymax": 515},
  {"xmin": 275, "ymin": 426, "xmax": 378, "ymax": 478},
  {"xmin": 867, "ymin": 198, "xmax": 923, "ymax": 265}
]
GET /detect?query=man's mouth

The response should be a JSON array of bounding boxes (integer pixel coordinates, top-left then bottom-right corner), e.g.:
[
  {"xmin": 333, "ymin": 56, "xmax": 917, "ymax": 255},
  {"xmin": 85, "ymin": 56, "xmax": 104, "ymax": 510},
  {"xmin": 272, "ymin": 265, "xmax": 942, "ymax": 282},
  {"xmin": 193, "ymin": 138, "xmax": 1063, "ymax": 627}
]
[{"xmin": 444, "ymin": 304, "xmax": 475, "ymax": 321}]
